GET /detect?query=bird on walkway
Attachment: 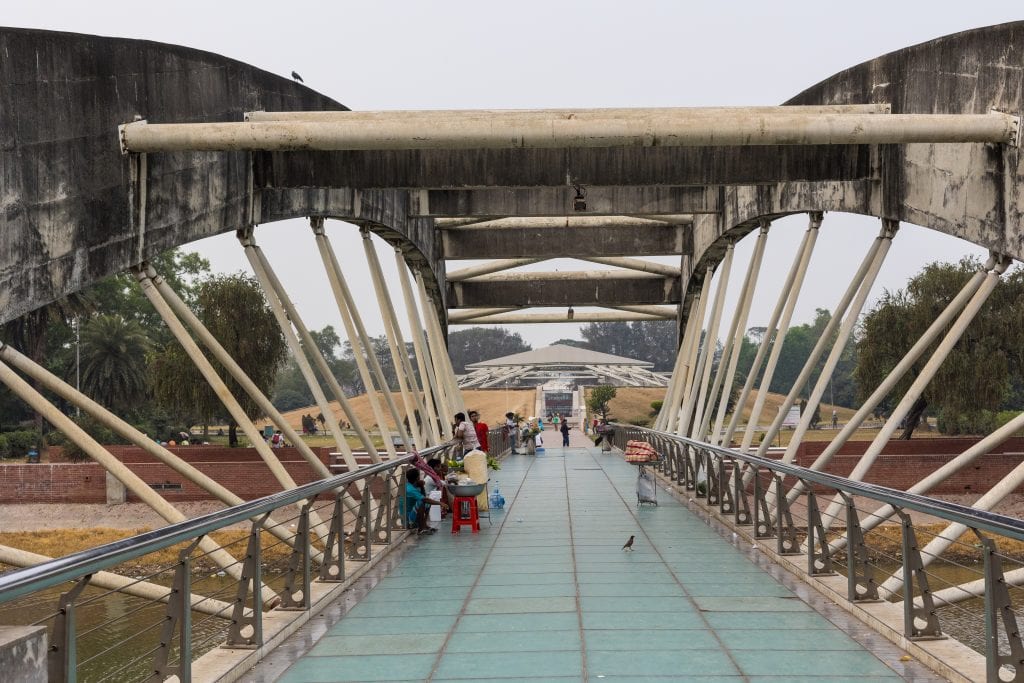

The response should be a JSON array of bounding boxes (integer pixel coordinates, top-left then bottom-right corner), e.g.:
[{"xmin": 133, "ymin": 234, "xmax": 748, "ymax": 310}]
[
  {"xmin": 622, "ymin": 535, "xmax": 635, "ymax": 551},
  {"xmin": 291, "ymin": 71, "xmax": 304, "ymax": 83}
]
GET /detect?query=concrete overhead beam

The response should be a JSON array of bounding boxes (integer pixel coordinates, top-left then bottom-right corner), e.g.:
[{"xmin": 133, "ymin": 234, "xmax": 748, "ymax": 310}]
[
  {"xmin": 125, "ymin": 107, "xmax": 1017, "ymax": 152},
  {"xmin": 414, "ymin": 187, "xmax": 714, "ymax": 217},
  {"xmin": 449, "ymin": 275, "xmax": 681, "ymax": 308},
  {"xmin": 442, "ymin": 224, "xmax": 690, "ymax": 260},
  {"xmin": 578, "ymin": 257, "xmax": 681, "ymax": 277}
]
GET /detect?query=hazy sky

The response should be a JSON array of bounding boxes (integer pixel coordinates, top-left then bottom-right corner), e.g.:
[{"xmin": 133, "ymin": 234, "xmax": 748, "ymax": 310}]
[{"xmin": 6, "ymin": 2, "xmax": 1019, "ymax": 348}]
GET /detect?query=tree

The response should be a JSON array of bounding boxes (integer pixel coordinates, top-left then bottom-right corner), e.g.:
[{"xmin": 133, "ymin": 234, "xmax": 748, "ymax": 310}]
[
  {"xmin": 551, "ymin": 338, "xmax": 590, "ymax": 348},
  {"xmin": 856, "ymin": 258, "xmax": 1024, "ymax": 438},
  {"xmin": 580, "ymin": 321, "xmax": 677, "ymax": 371},
  {"xmin": 447, "ymin": 327, "xmax": 530, "ymax": 374},
  {"xmin": 587, "ymin": 385, "xmax": 617, "ymax": 421},
  {"xmin": 151, "ymin": 273, "xmax": 287, "ymax": 444},
  {"xmin": 79, "ymin": 314, "xmax": 151, "ymax": 414}
]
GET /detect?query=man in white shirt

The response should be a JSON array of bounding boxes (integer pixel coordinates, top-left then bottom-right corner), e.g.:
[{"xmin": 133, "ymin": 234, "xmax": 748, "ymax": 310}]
[{"xmin": 453, "ymin": 411, "xmax": 480, "ymax": 457}]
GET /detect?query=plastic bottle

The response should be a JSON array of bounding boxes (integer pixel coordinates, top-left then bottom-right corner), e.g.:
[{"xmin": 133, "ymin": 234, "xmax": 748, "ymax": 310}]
[{"xmin": 489, "ymin": 481, "xmax": 505, "ymax": 509}]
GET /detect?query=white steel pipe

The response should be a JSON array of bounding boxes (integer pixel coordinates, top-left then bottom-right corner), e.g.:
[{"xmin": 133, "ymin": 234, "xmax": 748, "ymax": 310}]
[
  {"xmin": 448, "ymin": 311, "xmax": 673, "ymax": 324},
  {"xmin": 0, "ymin": 546, "xmax": 239, "ymax": 618},
  {"xmin": 146, "ymin": 267, "xmax": 335, "ymax": 484},
  {"xmin": 417, "ymin": 273, "xmax": 467, "ymax": 418},
  {"xmin": 755, "ymin": 225, "xmax": 890, "ymax": 461},
  {"xmin": 710, "ymin": 223, "xmax": 769, "ymax": 444},
  {"xmin": 311, "ymin": 220, "xmax": 404, "ymax": 457},
  {"xmin": 726, "ymin": 218, "xmax": 820, "ymax": 450},
  {"xmin": 244, "ymin": 240, "xmax": 383, "ymax": 463},
  {"xmin": 0, "ymin": 359, "xmax": 279, "ymax": 605},
  {"xmin": 671, "ymin": 270, "xmax": 713, "ymax": 434},
  {"xmin": 0, "ymin": 343, "xmax": 321, "ymax": 561},
  {"xmin": 796, "ymin": 262, "xmax": 991, "ymax": 485},
  {"xmin": 657, "ymin": 297, "xmax": 700, "ymax": 431},
  {"xmin": 361, "ymin": 230, "xmax": 430, "ymax": 451},
  {"xmin": 441, "ymin": 216, "xmax": 689, "ymax": 231},
  {"xmin": 395, "ymin": 251, "xmax": 444, "ymax": 443},
  {"xmin": 134, "ymin": 271, "xmax": 333, "ymax": 547},
  {"xmin": 448, "ymin": 308, "xmax": 521, "ymax": 323},
  {"xmin": 819, "ymin": 261, "xmax": 1004, "ymax": 533},
  {"xmin": 415, "ymin": 273, "xmax": 456, "ymax": 423},
  {"xmin": 121, "ymin": 109, "xmax": 1020, "ymax": 152},
  {"xmin": 776, "ymin": 225, "xmax": 895, "ymax": 482},
  {"xmin": 687, "ymin": 245, "xmax": 735, "ymax": 440},
  {"xmin": 447, "ymin": 259, "xmax": 543, "ymax": 281},
  {"xmin": 578, "ymin": 257, "xmax": 681, "ymax": 277},
  {"xmin": 603, "ymin": 305, "xmax": 679, "ymax": 316}
]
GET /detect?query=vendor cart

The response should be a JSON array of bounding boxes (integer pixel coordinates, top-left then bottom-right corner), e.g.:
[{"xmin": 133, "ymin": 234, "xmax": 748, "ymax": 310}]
[{"xmin": 624, "ymin": 440, "xmax": 661, "ymax": 506}]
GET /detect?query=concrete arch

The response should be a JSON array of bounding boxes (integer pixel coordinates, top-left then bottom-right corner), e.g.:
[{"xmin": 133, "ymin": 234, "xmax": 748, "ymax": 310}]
[
  {"xmin": 0, "ymin": 28, "xmax": 445, "ymax": 325},
  {"xmin": 682, "ymin": 21, "xmax": 1024, "ymax": 303}
]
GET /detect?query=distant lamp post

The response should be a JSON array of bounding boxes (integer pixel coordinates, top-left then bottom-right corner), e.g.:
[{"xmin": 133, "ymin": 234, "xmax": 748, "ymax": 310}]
[
  {"xmin": 567, "ymin": 306, "xmax": 574, "ymax": 320},
  {"xmin": 74, "ymin": 317, "xmax": 81, "ymax": 416}
]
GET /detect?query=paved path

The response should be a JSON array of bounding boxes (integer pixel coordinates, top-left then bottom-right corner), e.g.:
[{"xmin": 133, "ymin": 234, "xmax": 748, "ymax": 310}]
[{"xmin": 273, "ymin": 444, "xmax": 941, "ymax": 682}]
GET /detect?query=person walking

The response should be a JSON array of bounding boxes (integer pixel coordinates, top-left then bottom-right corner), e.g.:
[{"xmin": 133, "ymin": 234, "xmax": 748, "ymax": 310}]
[{"xmin": 560, "ymin": 415, "xmax": 570, "ymax": 447}]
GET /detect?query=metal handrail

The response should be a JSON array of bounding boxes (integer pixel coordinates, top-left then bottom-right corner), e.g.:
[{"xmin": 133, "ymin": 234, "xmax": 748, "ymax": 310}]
[
  {"xmin": 0, "ymin": 444, "xmax": 451, "ymax": 604},
  {"xmin": 614, "ymin": 424, "xmax": 1024, "ymax": 542}
]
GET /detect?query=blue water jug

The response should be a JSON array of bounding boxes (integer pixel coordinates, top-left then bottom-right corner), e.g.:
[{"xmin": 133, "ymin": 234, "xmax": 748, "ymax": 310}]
[{"xmin": 489, "ymin": 482, "xmax": 505, "ymax": 509}]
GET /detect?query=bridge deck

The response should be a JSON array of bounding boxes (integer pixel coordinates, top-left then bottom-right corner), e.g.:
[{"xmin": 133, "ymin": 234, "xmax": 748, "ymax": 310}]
[{"xmin": 269, "ymin": 440, "xmax": 941, "ymax": 682}]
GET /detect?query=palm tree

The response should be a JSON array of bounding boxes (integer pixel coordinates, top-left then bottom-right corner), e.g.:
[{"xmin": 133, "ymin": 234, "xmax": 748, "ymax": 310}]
[{"xmin": 80, "ymin": 314, "xmax": 152, "ymax": 413}]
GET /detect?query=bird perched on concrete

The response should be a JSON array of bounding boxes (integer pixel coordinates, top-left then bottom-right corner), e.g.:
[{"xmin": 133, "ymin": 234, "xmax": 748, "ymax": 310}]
[
  {"xmin": 622, "ymin": 535, "xmax": 635, "ymax": 551},
  {"xmin": 291, "ymin": 71, "xmax": 304, "ymax": 83}
]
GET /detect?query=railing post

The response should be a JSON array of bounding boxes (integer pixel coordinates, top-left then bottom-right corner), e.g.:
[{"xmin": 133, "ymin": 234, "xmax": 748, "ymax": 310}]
[
  {"xmin": 733, "ymin": 462, "xmax": 751, "ymax": 525},
  {"xmin": 280, "ymin": 500, "xmax": 312, "ymax": 610},
  {"xmin": 976, "ymin": 532, "xmax": 1024, "ymax": 682},
  {"xmin": 719, "ymin": 456, "xmax": 735, "ymax": 514},
  {"xmin": 892, "ymin": 509, "xmax": 942, "ymax": 640},
  {"xmin": 706, "ymin": 452, "xmax": 720, "ymax": 505},
  {"xmin": 839, "ymin": 492, "xmax": 880, "ymax": 602},
  {"xmin": 347, "ymin": 481, "xmax": 373, "ymax": 561},
  {"xmin": 775, "ymin": 475, "xmax": 800, "ymax": 555},
  {"xmin": 372, "ymin": 473, "xmax": 393, "ymax": 544},
  {"xmin": 806, "ymin": 491, "xmax": 836, "ymax": 576},
  {"xmin": 225, "ymin": 514, "xmax": 268, "ymax": 648},
  {"xmin": 49, "ymin": 575, "xmax": 90, "ymax": 683},
  {"xmin": 319, "ymin": 492, "xmax": 346, "ymax": 582},
  {"xmin": 150, "ymin": 537, "xmax": 201, "ymax": 683},
  {"xmin": 752, "ymin": 466, "xmax": 773, "ymax": 539},
  {"xmin": 683, "ymin": 445, "xmax": 696, "ymax": 491}
]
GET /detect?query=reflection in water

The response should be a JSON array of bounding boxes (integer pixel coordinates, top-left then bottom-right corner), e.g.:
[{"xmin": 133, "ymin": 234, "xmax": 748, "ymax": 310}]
[{"xmin": 0, "ymin": 571, "xmax": 286, "ymax": 683}]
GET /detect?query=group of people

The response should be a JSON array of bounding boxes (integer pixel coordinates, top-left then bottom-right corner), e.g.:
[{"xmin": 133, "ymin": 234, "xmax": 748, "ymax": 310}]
[
  {"xmin": 452, "ymin": 410, "xmax": 489, "ymax": 457},
  {"xmin": 531, "ymin": 413, "xmax": 573, "ymax": 447}
]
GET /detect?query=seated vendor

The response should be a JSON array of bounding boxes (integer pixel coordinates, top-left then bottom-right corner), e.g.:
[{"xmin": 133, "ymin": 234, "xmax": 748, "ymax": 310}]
[{"xmin": 403, "ymin": 469, "xmax": 446, "ymax": 534}]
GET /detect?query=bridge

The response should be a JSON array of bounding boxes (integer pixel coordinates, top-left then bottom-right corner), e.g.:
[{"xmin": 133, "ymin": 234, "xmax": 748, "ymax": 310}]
[{"xmin": 0, "ymin": 20, "xmax": 1023, "ymax": 682}]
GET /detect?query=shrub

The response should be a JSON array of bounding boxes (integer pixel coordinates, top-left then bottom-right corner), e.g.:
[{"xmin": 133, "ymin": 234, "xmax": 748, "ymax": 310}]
[
  {"xmin": 55, "ymin": 415, "xmax": 128, "ymax": 462},
  {"xmin": 937, "ymin": 409, "xmax": 999, "ymax": 436},
  {"xmin": 0, "ymin": 430, "xmax": 39, "ymax": 458},
  {"xmin": 650, "ymin": 400, "xmax": 663, "ymax": 415}
]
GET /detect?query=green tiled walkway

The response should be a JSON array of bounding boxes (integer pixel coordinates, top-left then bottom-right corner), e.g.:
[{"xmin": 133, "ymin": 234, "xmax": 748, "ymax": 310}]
[{"xmin": 276, "ymin": 446, "xmax": 922, "ymax": 682}]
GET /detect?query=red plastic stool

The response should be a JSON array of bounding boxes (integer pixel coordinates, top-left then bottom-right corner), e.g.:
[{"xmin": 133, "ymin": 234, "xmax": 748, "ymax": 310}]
[{"xmin": 451, "ymin": 495, "xmax": 480, "ymax": 534}]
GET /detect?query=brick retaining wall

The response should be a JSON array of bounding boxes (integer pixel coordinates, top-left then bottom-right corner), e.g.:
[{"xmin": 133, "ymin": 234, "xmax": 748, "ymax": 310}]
[{"xmin": 1, "ymin": 438, "xmax": 1022, "ymax": 504}]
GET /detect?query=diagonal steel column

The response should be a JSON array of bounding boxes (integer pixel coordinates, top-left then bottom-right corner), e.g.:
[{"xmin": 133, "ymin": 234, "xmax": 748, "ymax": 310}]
[
  {"xmin": 144, "ymin": 266, "xmax": 336, "ymax": 485},
  {"xmin": 361, "ymin": 228, "xmax": 431, "ymax": 450},
  {"xmin": 670, "ymin": 270, "xmax": 713, "ymax": 434},
  {"xmin": 0, "ymin": 342, "xmax": 324, "ymax": 560},
  {"xmin": 417, "ymin": 271, "xmax": 467, "ymax": 419},
  {"xmin": 0, "ymin": 359, "xmax": 279, "ymax": 604},
  {"xmin": 754, "ymin": 222, "xmax": 889, "ymax": 460},
  {"xmin": 418, "ymin": 273, "xmax": 456, "ymax": 425},
  {"xmin": 730, "ymin": 214, "xmax": 820, "ymax": 452},
  {"xmin": 310, "ymin": 219, "xmax": 404, "ymax": 457},
  {"xmin": 690, "ymin": 245, "xmax": 735, "ymax": 440},
  {"xmin": 705, "ymin": 223, "xmax": 769, "ymax": 444},
  {"xmin": 395, "ymin": 250, "xmax": 444, "ymax": 444},
  {"xmin": 134, "ymin": 269, "xmax": 334, "ymax": 544},
  {"xmin": 241, "ymin": 234, "xmax": 382, "ymax": 464},
  {"xmin": 793, "ymin": 257, "xmax": 995, "ymax": 518},
  {"xmin": 655, "ymin": 303, "xmax": 695, "ymax": 431}
]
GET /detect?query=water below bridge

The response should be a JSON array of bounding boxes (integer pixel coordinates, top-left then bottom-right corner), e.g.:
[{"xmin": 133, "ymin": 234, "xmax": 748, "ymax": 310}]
[{"xmin": 251, "ymin": 437, "xmax": 946, "ymax": 682}]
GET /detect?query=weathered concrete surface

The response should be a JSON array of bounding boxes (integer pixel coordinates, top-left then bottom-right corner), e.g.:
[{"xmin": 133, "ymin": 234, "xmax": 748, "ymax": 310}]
[
  {"xmin": 449, "ymin": 274, "xmax": 680, "ymax": 308},
  {"xmin": 0, "ymin": 28, "xmax": 444, "ymax": 325},
  {"xmin": 442, "ymin": 224, "xmax": 690, "ymax": 259},
  {"xmin": 0, "ymin": 625, "xmax": 46, "ymax": 683},
  {"xmin": 683, "ymin": 22, "xmax": 1024, "ymax": 312}
]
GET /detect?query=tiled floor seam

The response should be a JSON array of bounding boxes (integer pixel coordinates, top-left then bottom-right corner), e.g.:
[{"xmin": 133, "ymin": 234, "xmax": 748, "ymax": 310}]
[
  {"xmin": 636, "ymin": 452, "xmax": 945, "ymax": 682},
  {"xmin": 562, "ymin": 449, "xmax": 589, "ymax": 681},
  {"xmin": 423, "ymin": 455, "xmax": 537, "ymax": 682},
  {"xmin": 587, "ymin": 447, "xmax": 752, "ymax": 682}
]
